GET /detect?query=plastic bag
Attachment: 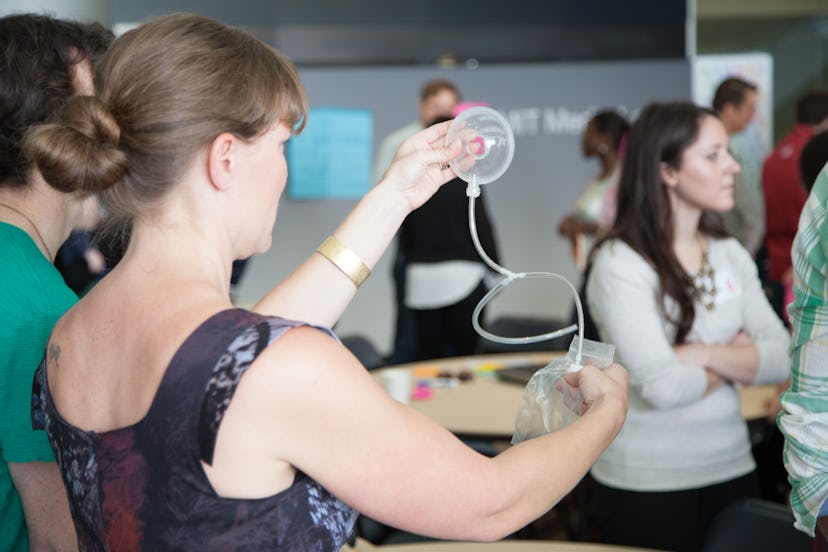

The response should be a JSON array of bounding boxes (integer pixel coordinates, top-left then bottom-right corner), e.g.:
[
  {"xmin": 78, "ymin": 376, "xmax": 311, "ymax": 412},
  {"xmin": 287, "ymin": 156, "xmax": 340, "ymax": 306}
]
[{"xmin": 511, "ymin": 336, "xmax": 615, "ymax": 444}]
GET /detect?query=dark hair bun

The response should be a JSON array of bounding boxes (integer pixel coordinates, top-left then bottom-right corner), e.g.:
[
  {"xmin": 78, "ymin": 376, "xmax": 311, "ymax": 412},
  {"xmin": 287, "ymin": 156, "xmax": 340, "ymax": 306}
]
[{"xmin": 24, "ymin": 95, "xmax": 127, "ymax": 194}]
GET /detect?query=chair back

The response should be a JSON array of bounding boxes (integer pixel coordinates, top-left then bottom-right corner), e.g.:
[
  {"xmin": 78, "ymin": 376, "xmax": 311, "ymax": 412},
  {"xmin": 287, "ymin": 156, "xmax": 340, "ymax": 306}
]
[
  {"xmin": 479, "ymin": 316, "xmax": 571, "ymax": 353},
  {"xmin": 340, "ymin": 335, "xmax": 385, "ymax": 371},
  {"xmin": 702, "ymin": 497, "xmax": 810, "ymax": 552}
]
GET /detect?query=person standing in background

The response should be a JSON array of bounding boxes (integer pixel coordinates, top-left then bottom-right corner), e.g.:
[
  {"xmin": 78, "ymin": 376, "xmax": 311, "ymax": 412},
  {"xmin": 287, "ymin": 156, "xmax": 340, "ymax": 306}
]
[
  {"xmin": 0, "ymin": 13, "xmax": 111, "ymax": 551},
  {"xmin": 375, "ymin": 79, "xmax": 461, "ymax": 364},
  {"xmin": 54, "ymin": 196, "xmax": 107, "ymax": 296},
  {"xmin": 399, "ymin": 117, "xmax": 500, "ymax": 360},
  {"xmin": 761, "ymin": 91, "xmax": 828, "ymax": 324},
  {"xmin": 559, "ymin": 109, "xmax": 629, "ymax": 341},
  {"xmin": 558, "ymin": 109, "xmax": 630, "ymax": 272},
  {"xmin": 713, "ymin": 76, "xmax": 764, "ymax": 257},
  {"xmin": 586, "ymin": 101, "xmax": 790, "ymax": 552}
]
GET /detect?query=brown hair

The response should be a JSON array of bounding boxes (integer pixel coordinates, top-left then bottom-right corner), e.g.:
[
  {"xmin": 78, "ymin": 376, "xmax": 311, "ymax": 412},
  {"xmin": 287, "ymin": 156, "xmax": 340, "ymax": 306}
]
[
  {"xmin": 420, "ymin": 79, "xmax": 460, "ymax": 102},
  {"xmin": 25, "ymin": 13, "xmax": 308, "ymax": 238},
  {"xmin": 592, "ymin": 102, "xmax": 727, "ymax": 344},
  {"xmin": 589, "ymin": 109, "xmax": 630, "ymax": 152},
  {"xmin": 0, "ymin": 13, "xmax": 112, "ymax": 189},
  {"xmin": 712, "ymin": 76, "xmax": 757, "ymax": 113}
]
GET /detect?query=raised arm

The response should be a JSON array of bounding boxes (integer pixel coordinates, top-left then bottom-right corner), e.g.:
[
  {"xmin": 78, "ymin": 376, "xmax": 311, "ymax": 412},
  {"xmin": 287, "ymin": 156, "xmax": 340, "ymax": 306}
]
[
  {"xmin": 253, "ymin": 121, "xmax": 460, "ymax": 326},
  {"xmin": 234, "ymin": 327, "xmax": 627, "ymax": 541}
]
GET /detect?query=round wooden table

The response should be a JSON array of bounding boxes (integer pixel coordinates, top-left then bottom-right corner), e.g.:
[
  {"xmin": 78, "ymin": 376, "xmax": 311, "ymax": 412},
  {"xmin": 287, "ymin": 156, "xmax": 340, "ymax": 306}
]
[{"xmin": 374, "ymin": 351, "xmax": 780, "ymax": 438}]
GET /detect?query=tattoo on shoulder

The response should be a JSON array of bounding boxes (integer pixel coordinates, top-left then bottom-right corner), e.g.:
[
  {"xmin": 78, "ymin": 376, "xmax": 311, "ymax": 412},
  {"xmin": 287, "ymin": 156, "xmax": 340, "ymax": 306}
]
[{"xmin": 48, "ymin": 343, "xmax": 61, "ymax": 365}]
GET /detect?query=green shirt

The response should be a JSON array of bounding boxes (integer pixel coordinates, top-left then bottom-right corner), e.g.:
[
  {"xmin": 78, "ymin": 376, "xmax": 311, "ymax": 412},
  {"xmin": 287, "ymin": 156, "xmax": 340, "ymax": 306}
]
[
  {"xmin": 0, "ymin": 222, "xmax": 77, "ymax": 551},
  {"xmin": 779, "ymin": 166, "xmax": 828, "ymax": 537}
]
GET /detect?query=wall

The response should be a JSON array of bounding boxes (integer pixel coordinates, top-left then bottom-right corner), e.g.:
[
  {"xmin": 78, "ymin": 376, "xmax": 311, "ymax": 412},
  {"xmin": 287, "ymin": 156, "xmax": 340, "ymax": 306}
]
[
  {"xmin": 110, "ymin": 0, "xmax": 686, "ymax": 65},
  {"xmin": 697, "ymin": 15, "xmax": 828, "ymax": 143},
  {"xmin": 0, "ymin": 1, "xmax": 692, "ymax": 356},
  {"xmin": 0, "ymin": 0, "xmax": 109, "ymax": 22},
  {"xmin": 236, "ymin": 59, "xmax": 692, "ymax": 355}
]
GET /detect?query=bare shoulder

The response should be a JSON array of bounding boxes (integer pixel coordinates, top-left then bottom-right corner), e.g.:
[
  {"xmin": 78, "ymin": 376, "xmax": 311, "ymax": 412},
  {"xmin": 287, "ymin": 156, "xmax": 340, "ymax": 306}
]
[
  {"xmin": 226, "ymin": 323, "xmax": 393, "ymax": 465},
  {"xmin": 202, "ymin": 325, "xmax": 378, "ymax": 498},
  {"xmin": 46, "ymin": 284, "xmax": 236, "ymax": 430},
  {"xmin": 242, "ymin": 325, "xmax": 372, "ymax": 397}
]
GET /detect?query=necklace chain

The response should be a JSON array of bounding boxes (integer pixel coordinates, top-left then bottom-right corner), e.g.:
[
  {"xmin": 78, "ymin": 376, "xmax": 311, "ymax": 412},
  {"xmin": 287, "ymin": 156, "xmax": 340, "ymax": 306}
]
[{"xmin": 0, "ymin": 202, "xmax": 53, "ymax": 261}]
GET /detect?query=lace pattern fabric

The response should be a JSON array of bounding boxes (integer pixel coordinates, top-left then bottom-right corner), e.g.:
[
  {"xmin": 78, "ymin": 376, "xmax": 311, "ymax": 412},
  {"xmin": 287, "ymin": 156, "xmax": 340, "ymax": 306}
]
[{"xmin": 32, "ymin": 309, "xmax": 357, "ymax": 551}]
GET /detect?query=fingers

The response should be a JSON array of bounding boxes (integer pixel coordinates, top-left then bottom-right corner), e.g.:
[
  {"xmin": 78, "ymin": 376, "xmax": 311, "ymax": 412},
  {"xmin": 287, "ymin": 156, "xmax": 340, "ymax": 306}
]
[
  {"xmin": 395, "ymin": 119, "xmax": 461, "ymax": 177},
  {"xmin": 382, "ymin": 121, "xmax": 462, "ymax": 202},
  {"xmin": 570, "ymin": 363, "xmax": 629, "ymax": 394},
  {"xmin": 603, "ymin": 363, "xmax": 629, "ymax": 387},
  {"xmin": 704, "ymin": 368, "xmax": 725, "ymax": 395},
  {"xmin": 412, "ymin": 136, "xmax": 462, "ymax": 172},
  {"xmin": 562, "ymin": 369, "xmax": 582, "ymax": 388},
  {"xmin": 420, "ymin": 119, "xmax": 453, "ymax": 143},
  {"xmin": 398, "ymin": 120, "xmax": 453, "ymax": 155},
  {"xmin": 435, "ymin": 162, "xmax": 457, "ymax": 183}
]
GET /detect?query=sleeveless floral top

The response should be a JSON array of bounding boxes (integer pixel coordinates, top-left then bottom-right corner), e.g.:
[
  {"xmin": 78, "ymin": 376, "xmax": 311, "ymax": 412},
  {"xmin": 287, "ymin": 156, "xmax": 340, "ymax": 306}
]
[{"xmin": 32, "ymin": 309, "xmax": 357, "ymax": 551}]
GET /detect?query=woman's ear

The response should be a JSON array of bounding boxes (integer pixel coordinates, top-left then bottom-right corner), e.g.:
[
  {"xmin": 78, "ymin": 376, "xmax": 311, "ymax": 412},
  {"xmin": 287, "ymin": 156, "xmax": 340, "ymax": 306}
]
[
  {"xmin": 206, "ymin": 132, "xmax": 237, "ymax": 191},
  {"xmin": 660, "ymin": 161, "xmax": 679, "ymax": 188}
]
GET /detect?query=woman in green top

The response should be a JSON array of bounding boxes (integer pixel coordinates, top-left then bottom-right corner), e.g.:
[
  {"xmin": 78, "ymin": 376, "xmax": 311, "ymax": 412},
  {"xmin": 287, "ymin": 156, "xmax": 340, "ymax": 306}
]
[{"xmin": 0, "ymin": 14, "xmax": 111, "ymax": 551}]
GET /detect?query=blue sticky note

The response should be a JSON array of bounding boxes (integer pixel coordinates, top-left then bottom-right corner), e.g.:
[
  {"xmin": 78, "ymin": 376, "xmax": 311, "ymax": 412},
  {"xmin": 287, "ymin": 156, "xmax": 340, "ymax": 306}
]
[{"xmin": 287, "ymin": 107, "xmax": 373, "ymax": 199}]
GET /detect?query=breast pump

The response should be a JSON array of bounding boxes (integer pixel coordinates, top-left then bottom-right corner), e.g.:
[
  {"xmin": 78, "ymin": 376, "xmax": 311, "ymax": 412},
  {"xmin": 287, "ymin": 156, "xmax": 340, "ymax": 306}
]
[{"xmin": 445, "ymin": 107, "xmax": 614, "ymax": 442}]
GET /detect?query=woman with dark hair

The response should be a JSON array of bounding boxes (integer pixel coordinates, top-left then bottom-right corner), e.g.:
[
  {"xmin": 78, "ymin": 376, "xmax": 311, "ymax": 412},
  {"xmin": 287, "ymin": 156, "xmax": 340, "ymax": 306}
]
[
  {"xmin": 0, "ymin": 13, "xmax": 112, "ymax": 551},
  {"xmin": 558, "ymin": 109, "xmax": 630, "ymax": 270},
  {"xmin": 585, "ymin": 102, "xmax": 790, "ymax": 552},
  {"xmin": 26, "ymin": 13, "xmax": 628, "ymax": 550}
]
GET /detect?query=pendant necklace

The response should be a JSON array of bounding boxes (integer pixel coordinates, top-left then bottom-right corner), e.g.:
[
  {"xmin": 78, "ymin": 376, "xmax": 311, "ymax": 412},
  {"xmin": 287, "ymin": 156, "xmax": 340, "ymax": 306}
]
[
  {"xmin": 690, "ymin": 240, "xmax": 716, "ymax": 311},
  {"xmin": 0, "ymin": 202, "xmax": 53, "ymax": 261}
]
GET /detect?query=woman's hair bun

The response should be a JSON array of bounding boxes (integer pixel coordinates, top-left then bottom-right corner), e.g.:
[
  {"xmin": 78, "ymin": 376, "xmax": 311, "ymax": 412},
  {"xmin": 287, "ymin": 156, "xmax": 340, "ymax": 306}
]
[{"xmin": 23, "ymin": 95, "xmax": 128, "ymax": 194}]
